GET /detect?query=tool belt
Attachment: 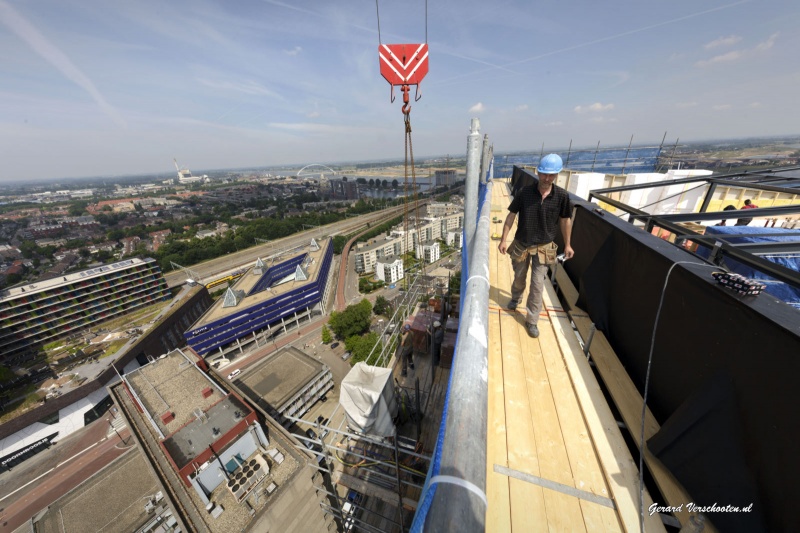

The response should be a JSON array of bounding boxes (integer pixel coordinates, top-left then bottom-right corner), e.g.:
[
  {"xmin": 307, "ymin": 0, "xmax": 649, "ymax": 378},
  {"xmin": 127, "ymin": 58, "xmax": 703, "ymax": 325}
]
[{"xmin": 509, "ymin": 240, "xmax": 558, "ymax": 265}]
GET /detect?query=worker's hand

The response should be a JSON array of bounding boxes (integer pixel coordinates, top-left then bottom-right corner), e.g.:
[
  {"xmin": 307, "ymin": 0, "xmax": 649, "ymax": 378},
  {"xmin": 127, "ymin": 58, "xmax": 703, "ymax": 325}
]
[
  {"xmin": 498, "ymin": 240, "xmax": 507, "ymax": 255},
  {"xmin": 563, "ymin": 245, "xmax": 575, "ymax": 260}
]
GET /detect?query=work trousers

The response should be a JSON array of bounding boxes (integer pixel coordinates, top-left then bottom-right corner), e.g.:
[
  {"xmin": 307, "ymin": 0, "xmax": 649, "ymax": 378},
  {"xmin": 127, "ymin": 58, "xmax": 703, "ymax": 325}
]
[
  {"xmin": 402, "ymin": 348, "xmax": 414, "ymax": 374},
  {"xmin": 510, "ymin": 252, "xmax": 548, "ymax": 326}
]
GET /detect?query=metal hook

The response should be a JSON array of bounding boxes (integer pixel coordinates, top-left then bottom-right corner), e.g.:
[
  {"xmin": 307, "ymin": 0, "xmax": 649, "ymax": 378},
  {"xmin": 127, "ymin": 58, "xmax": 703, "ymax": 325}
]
[
  {"xmin": 414, "ymin": 84, "xmax": 422, "ymax": 102},
  {"xmin": 390, "ymin": 84, "xmax": 395, "ymax": 104},
  {"xmin": 401, "ymin": 85, "xmax": 411, "ymax": 115}
]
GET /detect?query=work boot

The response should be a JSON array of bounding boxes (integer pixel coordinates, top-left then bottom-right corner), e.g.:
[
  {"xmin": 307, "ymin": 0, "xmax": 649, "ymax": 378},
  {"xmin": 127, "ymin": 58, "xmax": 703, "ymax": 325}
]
[
  {"xmin": 507, "ymin": 299, "xmax": 518, "ymax": 311},
  {"xmin": 526, "ymin": 322, "xmax": 539, "ymax": 338},
  {"xmin": 409, "ymin": 362, "xmax": 414, "ymax": 370}
]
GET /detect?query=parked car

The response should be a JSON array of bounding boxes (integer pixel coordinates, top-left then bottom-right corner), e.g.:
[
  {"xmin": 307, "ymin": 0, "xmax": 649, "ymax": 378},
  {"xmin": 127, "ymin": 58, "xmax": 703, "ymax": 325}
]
[
  {"xmin": 330, "ymin": 342, "xmax": 339, "ymax": 349},
  {"xmin": 342, "ymin": 352, "xmax": 352, "ymax": 361},
  {"xmin": 227, "ymin": 369, "xmax": 241, "ymax": 380}
]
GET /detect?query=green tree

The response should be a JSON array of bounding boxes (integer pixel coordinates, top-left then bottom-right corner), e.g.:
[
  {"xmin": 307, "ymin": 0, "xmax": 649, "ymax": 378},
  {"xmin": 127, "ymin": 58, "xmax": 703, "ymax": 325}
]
[
  {"xmin": 392, "ymin": 179, "xmax": 399, "ymax": 188},
  {"xmin": 346, "ymin": 332, "xmax": 382, "ymax": 366},
  {"xmin": 449, "ymin": 271, "xmax": 462, "ymax": 293},
  {"xmin": 328, "ymin": 299, "xmax": 372, "ymax": 339},
  {"xmin": 68, "ymin": 201, "xmax": 89, "ymax": 216},
  {"xmin": 332, "ymin": 235, "xmax": 348, "ymax": 255},
  {"xmin": 321, "ymin": 325, "xmax": 332, "ymax": 344},
  {"xmin": 373, "ymin": 295, "xmax": 391, "ymax": 317}
]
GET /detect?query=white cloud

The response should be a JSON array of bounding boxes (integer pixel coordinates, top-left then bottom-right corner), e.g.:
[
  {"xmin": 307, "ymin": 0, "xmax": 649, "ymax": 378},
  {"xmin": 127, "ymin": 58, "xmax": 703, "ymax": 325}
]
[
  {"xmin": 306, "ymin": 110, "xmax": 321, "ymax": 118},
  {"xmin": 515, "ymin": 104, "xmax": 529, "ymax": 112},
  {"xmin": 675, "ymin": 102, "xmax": 698, "ymax": 109},
  {"xmin": 284, "ymin": 46, "xmax": 303, "ymax": 56},
  {"xmin": 590, "ymin": 116, "xmax": 617, "ymax": 123},
  {"xmin": 712, "ymin": 104, "xmax": 732, "ymax": 111},
  {"xmin": 755, "ymin": 32, "xmax": 779, "ymax": 52},
  {"xmin": 695, "ymin": 50, "xmax": 741, "ymax": 67},
  {"xmin": 544, "ymin": 121, "xmax": 562, "ymax": 127},
  {"xmin": 469, "ymin": 102, "xmax": 485, "ymax": 113},
  {"xmin": 574, "ymin": 102, "xmax": 614, "ymax": 114},
  {"xmin": 696, "ymin": 32, "xmax": 780, "ymax": 68},
  {"xmin": 704, "ymin": 35, "xmax": 741, "ymax": 49}
]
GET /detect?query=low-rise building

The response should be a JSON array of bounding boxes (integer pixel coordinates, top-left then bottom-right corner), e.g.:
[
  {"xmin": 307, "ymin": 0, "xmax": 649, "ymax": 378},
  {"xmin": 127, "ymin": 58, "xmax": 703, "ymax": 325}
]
[
  {"xmin": 375, "ymin": 258, "xmax": 404, "ymax": 284},
  {"xmin": 416, "ymin": 240, "xmax": 440, "ymax": 264}
]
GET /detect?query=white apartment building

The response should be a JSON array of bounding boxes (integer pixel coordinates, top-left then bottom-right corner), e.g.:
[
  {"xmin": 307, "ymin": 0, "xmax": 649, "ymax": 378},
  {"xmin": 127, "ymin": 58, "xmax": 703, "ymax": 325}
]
[
  {"xmin": 353, "ymin": 208, "xmax": 463, "ymax": 273},
  {"xmin": 416, "ymin": 240, "xmax": 440, "ymax": 264},
  {"xmin": 446, "ymin": 230, "xmax": 463, "ymax": 249},
  {"xmin": 427, "ymin": 202, "xmax": 462, "ymax": 217},
  {"xmin": 375, "ymin": 259, "xmax": 404, "ymax": 284}
]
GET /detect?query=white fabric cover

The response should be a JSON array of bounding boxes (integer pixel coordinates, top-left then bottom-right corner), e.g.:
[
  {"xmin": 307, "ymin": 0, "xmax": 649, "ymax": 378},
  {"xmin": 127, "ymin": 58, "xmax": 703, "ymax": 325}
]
[{"xmin": 339, "ymin": 362, "xmax": 397, "ymax": 437}]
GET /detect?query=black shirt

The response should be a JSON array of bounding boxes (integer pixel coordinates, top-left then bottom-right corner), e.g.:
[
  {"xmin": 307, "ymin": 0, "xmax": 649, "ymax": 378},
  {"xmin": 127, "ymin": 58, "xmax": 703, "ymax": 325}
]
[{"xmin": 508, "ymin": 183, "xmax": 573, "ymax": 246}]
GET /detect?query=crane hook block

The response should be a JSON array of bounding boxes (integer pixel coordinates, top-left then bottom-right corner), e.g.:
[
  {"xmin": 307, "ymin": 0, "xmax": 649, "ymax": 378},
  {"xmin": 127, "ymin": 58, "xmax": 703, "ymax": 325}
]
[{"xmin": 379, "ymin": 43, "xmax": 429, "ymax": 91}]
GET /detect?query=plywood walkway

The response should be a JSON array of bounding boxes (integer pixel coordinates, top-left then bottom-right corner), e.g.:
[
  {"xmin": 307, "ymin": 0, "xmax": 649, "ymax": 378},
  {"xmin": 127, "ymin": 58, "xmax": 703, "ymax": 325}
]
[{"xmin": 486, "ymin": 180, "xmax": 665, "ymax": 533}]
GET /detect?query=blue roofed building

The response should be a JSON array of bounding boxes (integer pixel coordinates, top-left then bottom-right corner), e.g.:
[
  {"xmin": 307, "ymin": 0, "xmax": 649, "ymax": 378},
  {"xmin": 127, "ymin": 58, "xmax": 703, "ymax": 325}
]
[{"xmin": 184, "ymin": 238, "xmax": 334, "ymax": 361}]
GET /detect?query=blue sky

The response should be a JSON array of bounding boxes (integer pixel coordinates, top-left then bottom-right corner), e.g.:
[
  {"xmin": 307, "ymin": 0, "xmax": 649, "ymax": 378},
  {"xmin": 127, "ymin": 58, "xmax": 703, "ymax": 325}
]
[{"xmin": 1, "ymin": 0, "xmax": 798, "ymax": 181}]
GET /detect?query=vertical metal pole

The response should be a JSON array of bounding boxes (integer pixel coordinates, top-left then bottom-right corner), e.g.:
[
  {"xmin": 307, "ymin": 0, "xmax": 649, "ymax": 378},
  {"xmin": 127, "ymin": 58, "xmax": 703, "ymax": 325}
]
[
  {"xmin": 415, "ymin": 376, "xmax": 422, "ymax": 442},
  {"xmin": 480, "ymin": 134, "xmax": 490, "ymax": 185},
  {"xmin": 621, "ymin": 134, "xmax": 634, "ymax": 175},
  {"xmin": 668, "ymin": 138, "xmax": 679, "ymax": 170},
  {"xmin": 464, "ymin": 119, "xmax": 481, "ymax": 259},
  {"xmin": 565, "ymin": 139, "xmax": 573, "ymax": 168},
  {"xmin": 656, "ymin": 131, "xmax": 667, "ymax": 172},
  {"xmin": 393, "ymin": 429, "xmax": 407, "ymax": 532},
  {"xmin": 591, "ymin": 141, "xmax": 600, "ymax": 172}
]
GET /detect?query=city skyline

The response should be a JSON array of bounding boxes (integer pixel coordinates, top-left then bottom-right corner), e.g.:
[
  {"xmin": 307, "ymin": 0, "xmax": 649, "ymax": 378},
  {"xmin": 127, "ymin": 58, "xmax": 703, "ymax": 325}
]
[{"xmin": 1, "ymin": 0, "xmax": 799, "ymax": 181}]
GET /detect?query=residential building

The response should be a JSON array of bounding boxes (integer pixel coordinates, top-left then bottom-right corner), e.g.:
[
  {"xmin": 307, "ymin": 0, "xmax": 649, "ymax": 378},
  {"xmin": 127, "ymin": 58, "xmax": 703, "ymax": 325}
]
[
  {"xmin": 375, "ymin": 259, "xmax": 404, "ymax": 284},
  {"xmin": 0, "ymin": 258, "xmax": 171, "ymax": 361},
  {"xmin": 416, "ymin": 240, "xmax": 440, "ymax": 264}
]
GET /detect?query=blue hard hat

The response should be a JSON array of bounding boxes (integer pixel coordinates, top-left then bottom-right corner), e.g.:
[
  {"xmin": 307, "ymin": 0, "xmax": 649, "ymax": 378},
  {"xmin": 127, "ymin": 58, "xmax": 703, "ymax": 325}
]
[{"xmin": 537, "ymin": 153, "xmax": 563, "ymax": 174}]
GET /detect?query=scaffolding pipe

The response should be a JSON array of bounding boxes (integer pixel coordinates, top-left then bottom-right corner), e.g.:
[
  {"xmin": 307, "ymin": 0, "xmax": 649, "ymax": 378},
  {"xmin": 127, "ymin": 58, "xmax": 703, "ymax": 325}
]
[
  {"xmin": 464, "ymin": 118, "xmax": 481, "ymax": 258},
  {"xmin": 424, "ymin": 179, "xmax": 492, "ymax": 531}
]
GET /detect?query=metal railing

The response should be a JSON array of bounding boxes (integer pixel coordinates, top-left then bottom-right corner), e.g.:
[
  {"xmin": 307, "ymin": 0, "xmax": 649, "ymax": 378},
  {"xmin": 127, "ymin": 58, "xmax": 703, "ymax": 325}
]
[{"xmin": 413, "ymin": 119, "xmax": 492, "ymax": 532}]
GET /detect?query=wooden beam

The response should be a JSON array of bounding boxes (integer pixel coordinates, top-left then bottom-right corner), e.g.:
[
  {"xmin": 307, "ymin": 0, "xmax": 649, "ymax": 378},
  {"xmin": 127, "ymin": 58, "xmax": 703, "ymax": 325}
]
[{"xmin": 553, "ymin": 268, "xmax": 713, "ymax": 531}]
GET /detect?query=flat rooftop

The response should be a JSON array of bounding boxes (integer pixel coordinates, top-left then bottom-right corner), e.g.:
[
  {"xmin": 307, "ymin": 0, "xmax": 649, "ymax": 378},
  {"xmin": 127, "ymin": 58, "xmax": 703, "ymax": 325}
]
[
  {"xmin": 125, "ymin": 349, "xmax": 225, "ymax": 437},
  {"xmin": 0, "ymin": 257, "xmax": 156, "ymax": 303},
  {"xmin": 32, "ymin": 449, "xmax": 176, "ymax": 533},
  {"xmin": 237, "ymin": 346, "xmax": 324, "ymax": 409},
  {"xmin": 193, "ymin": 239, "xmax": 330, "ymax": 328},
  {"xmin": 162, "ymin": 394, "xmax": 252, "ymax": 469}
]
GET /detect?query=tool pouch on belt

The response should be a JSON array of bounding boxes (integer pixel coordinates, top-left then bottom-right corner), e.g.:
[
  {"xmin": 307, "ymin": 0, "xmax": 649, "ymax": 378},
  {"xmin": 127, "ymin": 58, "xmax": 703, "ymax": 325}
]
[
  {"xmin": 508, "ymin": 240, "xmax": 530, "ymax": 262},
  {"xmin": 537, "ymin": 241, "xmax": 558, "ymax": 265},
  {"xmin": 509, "ymin": 240, "xmax": 558, "ymax": 265}
]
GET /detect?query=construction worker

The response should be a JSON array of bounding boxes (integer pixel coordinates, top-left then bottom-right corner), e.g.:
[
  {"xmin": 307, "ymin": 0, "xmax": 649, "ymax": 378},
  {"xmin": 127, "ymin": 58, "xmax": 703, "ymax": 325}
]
[
  {"xmin": 498, "ymin": 153, "xmax": 574, "ymax": 338},
  {"xmin": 400, "ymin": 324, "xmax": 414, "ymax": 376},
  {"xmin": 736, "ymin": 199, "xmax": 758, "ymax": 226},
  {"xmin": 428, "ymin": 320, "xmax": 444, "ymax": 367}
]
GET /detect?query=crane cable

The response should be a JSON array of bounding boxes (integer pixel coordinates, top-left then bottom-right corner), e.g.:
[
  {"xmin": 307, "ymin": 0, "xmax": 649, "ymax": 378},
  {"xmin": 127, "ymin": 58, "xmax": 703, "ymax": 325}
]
[{"xmin": 375, "ymin": 0, "xmax": 429, "ymax": 283}]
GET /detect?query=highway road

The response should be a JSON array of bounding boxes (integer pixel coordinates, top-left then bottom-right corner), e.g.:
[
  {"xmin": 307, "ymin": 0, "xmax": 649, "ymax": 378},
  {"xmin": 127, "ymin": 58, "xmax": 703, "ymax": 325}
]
[{"xmin": 164, "ymin": 203, "xmax": 413, "ymax": 287}]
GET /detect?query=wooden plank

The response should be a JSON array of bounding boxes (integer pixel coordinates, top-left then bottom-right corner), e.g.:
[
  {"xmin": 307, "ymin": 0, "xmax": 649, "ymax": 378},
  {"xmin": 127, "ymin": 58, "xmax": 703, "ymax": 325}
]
[
  {"xmin": 543, "ymin": 282, "xmax": 665, "ymax": 533},
  {"xmin": 495, "ymin": 203, "xmax": 548, "ymax": 532},
  {"xmin": 537, "ymin": 310, "xmax": 622, "ymax": 533},
  {"xmin": 518, "ymin": 316, "xmax": 588, "ymax": 532},
  {"xmin": 486, "ymin": 218, "xmax": 512, "ymax": 532},
  {"xmin": 553, "ymin": 268, "xmax": 709, "ymax": 531}
]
